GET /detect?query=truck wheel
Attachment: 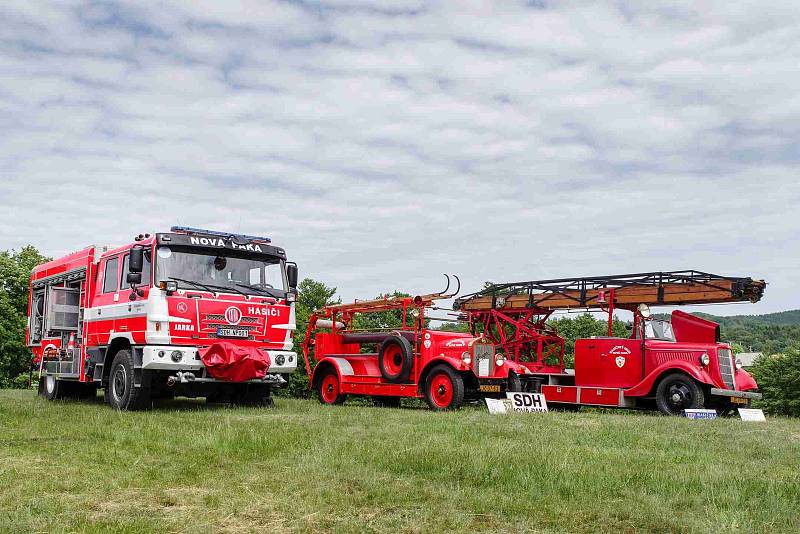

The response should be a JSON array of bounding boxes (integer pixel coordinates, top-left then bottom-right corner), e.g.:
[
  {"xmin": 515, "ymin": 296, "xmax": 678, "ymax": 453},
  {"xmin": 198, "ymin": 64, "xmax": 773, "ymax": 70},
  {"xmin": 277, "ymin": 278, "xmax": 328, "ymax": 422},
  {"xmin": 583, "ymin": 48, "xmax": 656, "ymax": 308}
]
[
  {"xmin": 40, "ymin": 375, "xmax": 63, "ymax": 401},
  {"xmin": 655, "ymin": 373, "xmax": 705, "ymax": 416},
  {"xmin": 424, "ymin": 365, "xmax": 465, "ymax": 411},
  {"xmin": 317, "ymin": 370, "xmax": 346, "ymax": 405},
  {"xmin": 378, "ymin": 335, "xmax": 414, "ymax": 383},
  {"xmin": 507, "ymin": 372, "xmax": 525, "ymax": 392},
  {"xmin": 372, "ymin": 396, "xmax": 401, "ymax": 408},
  {"xmin": 104, "ymin": 350, "xmax": 151, "ymax": 411}
]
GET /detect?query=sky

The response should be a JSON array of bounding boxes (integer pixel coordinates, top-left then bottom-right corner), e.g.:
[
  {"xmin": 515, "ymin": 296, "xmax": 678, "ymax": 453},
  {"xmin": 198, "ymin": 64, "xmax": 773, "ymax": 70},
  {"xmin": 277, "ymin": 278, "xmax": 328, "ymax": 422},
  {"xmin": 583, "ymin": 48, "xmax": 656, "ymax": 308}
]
[{"xmin": 0, "ymin": 0, "xmax": 798, "ymax": 316}]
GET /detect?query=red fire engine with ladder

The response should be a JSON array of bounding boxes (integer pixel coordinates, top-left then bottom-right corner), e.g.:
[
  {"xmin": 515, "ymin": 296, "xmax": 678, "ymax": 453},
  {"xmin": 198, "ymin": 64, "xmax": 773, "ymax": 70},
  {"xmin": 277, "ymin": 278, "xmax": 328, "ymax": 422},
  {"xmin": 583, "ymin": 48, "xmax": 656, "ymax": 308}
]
[
  {"xmin": 27, "ymin": 227, "xmax": 299, "ymax": 410},
  {"xmin": 303, "ymin": 271, "xmax": 765, "ymax": 415}
]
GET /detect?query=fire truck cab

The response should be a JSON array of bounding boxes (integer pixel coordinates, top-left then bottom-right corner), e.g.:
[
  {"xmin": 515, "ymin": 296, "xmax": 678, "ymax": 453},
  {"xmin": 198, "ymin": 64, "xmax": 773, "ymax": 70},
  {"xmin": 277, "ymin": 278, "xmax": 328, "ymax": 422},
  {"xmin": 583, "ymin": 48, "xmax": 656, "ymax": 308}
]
[{"xmin": 28, "ymin": 227, "xmax": 299, "ymax": 410}]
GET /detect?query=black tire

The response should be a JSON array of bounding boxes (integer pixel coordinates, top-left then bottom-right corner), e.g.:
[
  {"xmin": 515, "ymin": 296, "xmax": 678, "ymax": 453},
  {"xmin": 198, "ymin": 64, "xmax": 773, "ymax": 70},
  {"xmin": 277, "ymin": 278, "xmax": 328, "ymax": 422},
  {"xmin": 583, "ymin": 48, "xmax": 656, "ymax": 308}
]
[
  {"xmin": 39, "ymin": 374, "xmax": 63, "ymax": 401},
  {"xmin": 316, "ymin": 367, "xmax": 347, "ymax": 405},
  {"xmin": 372, "ymin": 396, "xmax": 402, "ymax": 408},
  {"xmin": 424, "ymin": 364, "xmax": 465, "ymax": 411},
  {"xmin": 378, "ymin": 335, "xmax": 414, "ymax": 383},
  {"xmin": 104, "ymin": 349, "xmax": 151, "ymax": 411},
  {"xmin": 655, "ymin": 373, "xmax": 705, "ymax": 416}
]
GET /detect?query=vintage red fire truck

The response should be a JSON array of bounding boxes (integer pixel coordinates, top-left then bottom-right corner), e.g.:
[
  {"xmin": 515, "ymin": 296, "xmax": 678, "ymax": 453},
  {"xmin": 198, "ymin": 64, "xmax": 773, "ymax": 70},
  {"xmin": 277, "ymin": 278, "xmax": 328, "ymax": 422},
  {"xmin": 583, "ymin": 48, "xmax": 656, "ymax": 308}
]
[
  {"xmin": 303, "ymin": 271, "xmax": 765, "ymax": 415},
  {"xmin": 27, "ymin": 226, "xmax": 299, "ymax": 410}
]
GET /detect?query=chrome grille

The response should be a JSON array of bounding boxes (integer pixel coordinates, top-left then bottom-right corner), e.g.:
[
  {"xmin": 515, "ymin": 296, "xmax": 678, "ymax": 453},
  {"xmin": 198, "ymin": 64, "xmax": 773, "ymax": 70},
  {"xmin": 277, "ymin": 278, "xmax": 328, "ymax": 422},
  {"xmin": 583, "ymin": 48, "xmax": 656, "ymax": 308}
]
[
  {"xmin": 717, "ymin": 348, "xmax": 735, "ymax": 389},
  {"xmin": 205, "ymin": 313, "xmax": 225, "ymax": 321}
]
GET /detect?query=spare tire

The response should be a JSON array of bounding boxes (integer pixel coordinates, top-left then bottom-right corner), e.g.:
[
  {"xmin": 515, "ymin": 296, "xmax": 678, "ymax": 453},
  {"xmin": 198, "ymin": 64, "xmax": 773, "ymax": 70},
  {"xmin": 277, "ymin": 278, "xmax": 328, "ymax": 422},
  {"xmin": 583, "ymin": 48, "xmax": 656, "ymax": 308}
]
[{"xmin": 378, "ymin": 334, "xmax": 414, "ymax": 383}]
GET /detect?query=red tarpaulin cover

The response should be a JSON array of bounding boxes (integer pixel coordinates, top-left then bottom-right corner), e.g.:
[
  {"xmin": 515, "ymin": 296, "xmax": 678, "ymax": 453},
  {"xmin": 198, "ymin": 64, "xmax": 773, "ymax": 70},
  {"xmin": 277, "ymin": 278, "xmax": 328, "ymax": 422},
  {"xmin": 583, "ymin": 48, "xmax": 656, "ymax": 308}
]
[{"xmin": 199, "ymin": 342, "xmax": 271, "ymax": 382}]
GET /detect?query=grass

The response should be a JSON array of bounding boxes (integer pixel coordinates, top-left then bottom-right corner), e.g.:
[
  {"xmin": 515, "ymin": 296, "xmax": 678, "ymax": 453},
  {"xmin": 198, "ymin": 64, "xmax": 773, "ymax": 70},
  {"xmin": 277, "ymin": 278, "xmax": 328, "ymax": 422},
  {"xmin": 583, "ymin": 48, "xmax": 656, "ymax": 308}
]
[{"xmin": 0, "ymin": 390, "xmax": 798, "ymax": 533}]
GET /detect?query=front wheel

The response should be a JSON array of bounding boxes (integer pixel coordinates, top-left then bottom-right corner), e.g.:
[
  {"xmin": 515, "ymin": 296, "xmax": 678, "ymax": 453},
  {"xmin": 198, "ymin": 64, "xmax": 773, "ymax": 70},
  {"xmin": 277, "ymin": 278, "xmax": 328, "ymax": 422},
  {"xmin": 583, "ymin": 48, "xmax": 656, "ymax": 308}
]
[
  {"xmin": 424, "ymin": 365, "xmax": 465, "ymax": 411},
  {"xmin": 655, "ymin": 373, "xmax": 705, "ymax": 416},
  {"xmin": 317, "ymin": 369, "xmax": 346, "ymax": 405},
  {"xmin": 104, "ymin": 349, "xmax": 151, "ymax": 411}
]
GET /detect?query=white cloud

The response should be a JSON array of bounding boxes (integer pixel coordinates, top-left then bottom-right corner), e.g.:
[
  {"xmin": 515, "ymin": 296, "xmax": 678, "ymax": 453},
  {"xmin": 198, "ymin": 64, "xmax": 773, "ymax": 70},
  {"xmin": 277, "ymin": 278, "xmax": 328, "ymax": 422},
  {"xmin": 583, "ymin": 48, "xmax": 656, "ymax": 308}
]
[{"xmin": 0, "ymin": 0, "xmax": 798, "ymax": 316}]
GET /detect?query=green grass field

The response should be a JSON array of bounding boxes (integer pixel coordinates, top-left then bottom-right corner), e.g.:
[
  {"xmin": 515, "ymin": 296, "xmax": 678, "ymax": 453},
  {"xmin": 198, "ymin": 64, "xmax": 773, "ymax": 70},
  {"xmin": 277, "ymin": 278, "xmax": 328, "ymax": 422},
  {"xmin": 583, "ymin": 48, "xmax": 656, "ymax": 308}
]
[{"xmin": 1, "ymin": 390, "xmax": 798, "ymax": 533}]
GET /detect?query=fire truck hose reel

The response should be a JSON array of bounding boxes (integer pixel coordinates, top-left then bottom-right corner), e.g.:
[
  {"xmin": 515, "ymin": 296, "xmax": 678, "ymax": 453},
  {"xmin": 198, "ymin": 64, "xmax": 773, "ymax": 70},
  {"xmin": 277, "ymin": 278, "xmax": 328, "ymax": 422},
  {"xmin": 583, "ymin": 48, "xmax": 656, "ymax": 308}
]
[{"xmin": 378, "ymin": 334, "xmax": 414, "ymax": 383}]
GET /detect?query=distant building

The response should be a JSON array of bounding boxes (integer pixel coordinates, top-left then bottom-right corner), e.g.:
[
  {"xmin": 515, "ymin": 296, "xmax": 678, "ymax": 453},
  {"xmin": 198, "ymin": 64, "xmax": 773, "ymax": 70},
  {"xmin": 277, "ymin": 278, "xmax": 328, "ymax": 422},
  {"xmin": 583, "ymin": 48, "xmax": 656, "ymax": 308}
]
[{"xmin": 736, "ymin": 352, "xmax": 763, "ymax": 368}]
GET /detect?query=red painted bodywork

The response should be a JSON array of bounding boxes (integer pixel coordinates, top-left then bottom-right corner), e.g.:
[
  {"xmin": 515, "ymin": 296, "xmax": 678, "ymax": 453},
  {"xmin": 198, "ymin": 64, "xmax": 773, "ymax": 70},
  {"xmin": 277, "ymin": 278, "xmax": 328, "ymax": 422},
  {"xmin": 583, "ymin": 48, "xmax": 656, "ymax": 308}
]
[{"xmin": 27, "ymin": 232, "xmax": 295, "ymax": 385}]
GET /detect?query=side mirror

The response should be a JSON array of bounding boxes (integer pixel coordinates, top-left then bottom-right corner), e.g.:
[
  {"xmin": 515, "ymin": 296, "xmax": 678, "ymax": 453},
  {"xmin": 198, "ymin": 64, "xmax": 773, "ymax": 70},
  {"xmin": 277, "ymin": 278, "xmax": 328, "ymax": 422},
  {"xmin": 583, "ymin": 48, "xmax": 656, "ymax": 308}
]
[
  {"xmin": 129, "ymin": 246, "xmax": 144, "ymax": 274},
  {"xmin": 127, "ymin": 272, "xmax": 142, "ymax": 285},
  {"xmin": 286, "ymin": 262, "xmax": 298, "ymax": 289}
]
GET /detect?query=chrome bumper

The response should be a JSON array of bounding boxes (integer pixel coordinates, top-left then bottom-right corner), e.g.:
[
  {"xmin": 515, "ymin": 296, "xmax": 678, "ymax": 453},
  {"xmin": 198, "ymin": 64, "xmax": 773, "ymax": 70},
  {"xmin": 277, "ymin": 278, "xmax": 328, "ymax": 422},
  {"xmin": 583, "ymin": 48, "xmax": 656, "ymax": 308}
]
[{"xmin": 710, "ymin": 388, "xmax": 762, "ymax": 400}]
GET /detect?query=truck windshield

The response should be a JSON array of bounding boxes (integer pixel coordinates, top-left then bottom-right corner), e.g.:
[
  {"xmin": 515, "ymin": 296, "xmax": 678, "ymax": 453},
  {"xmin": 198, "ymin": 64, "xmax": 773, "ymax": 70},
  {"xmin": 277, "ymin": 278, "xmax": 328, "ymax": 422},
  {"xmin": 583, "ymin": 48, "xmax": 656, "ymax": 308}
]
[
  {"xmin": 155, "ymin": 247, "xmax": 286, "ymax": 296},
  {"xmin": 644, "ymin": 319, "xmax": 676, "ymax": 341}
]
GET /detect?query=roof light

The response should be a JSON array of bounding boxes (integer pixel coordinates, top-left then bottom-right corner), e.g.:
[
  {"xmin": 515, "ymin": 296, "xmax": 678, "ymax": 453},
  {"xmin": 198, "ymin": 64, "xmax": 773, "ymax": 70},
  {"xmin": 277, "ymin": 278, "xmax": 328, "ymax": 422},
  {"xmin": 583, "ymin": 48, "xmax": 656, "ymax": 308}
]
[{"xmin": 170, "ymin": 226, "xmax": 271, "ymax": 243}]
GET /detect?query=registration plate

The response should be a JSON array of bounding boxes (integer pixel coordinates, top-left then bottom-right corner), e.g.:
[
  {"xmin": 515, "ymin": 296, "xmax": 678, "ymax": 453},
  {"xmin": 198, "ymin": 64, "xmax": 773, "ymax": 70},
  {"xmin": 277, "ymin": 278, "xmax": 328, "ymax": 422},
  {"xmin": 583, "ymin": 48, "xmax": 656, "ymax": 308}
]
[
  {"xmin": 217, "ymin": 327, "xmax": 249, "ymax": 338},
  {"xmin": 479, "ymin": 384, "xmax": 502, "ymax": 393},
  {"xmin": 731, "ymin": 396, "xmax": 749, "ymax": 405}
]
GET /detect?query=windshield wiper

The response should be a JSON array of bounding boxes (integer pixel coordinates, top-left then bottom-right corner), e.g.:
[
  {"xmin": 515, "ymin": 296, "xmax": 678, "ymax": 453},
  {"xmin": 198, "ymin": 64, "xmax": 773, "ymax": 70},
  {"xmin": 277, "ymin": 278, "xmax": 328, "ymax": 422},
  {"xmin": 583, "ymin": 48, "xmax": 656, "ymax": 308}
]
[
  {"xmin": 168, "ymin": 277, "xmax": 248, "ymax": 297},
  {"xmin": 168, "ymin": 276, "xmax": 216, "ymax": 293},
  {"xmin": 234, "ymin": 282, "xmax": 282, "ymax": 299}
]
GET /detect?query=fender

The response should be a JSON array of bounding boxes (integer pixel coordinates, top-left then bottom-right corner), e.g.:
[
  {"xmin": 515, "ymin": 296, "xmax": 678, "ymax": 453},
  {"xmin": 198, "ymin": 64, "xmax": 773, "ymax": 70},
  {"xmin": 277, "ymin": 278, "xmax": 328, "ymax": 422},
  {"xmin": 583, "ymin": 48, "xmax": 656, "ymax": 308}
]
[
  {"xmin": 501, "ymin": 360, "xmax": 529, "ymax": 379},
  {"xmin": 417, "ymin": 355, "xmax": 470, "ymax": 392},
  {"xmin": 311, "ymin": 356, "xmax": 353, "ymax": 389},
  {"xmin": 624, "ymin": 360, "xmax": 715, "ymax": 397},
  {"xmin": 735, "ymin": 368, "xmax": 759, "ymax": 391}
]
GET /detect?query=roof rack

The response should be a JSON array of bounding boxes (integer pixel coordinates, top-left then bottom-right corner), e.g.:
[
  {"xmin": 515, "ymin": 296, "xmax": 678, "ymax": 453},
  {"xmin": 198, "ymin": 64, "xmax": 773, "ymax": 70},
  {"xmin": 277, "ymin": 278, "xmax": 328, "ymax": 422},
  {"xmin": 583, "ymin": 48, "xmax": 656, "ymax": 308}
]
[
  {"xmin": 453, "ymin": 270, "xmax": 766, "ymax": 312},
  {"xmin": 170, "ymin": 226, "xmax": 271, "ymax": 244}
]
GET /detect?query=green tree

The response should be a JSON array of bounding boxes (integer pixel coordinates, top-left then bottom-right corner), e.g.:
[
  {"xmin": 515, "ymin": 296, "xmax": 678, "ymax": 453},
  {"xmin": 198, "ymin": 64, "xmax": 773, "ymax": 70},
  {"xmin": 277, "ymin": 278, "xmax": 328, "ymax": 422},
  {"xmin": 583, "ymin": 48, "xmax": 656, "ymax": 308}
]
[
  {"xmin": 0, "ymin": 246, "xmax": 50, "ymax": 388},
  {"xmin": 280, "ymin": 278, "xmax": 339, "ymax": 397},
  {"xmin": 749, "ymin": 349, "xmax": 800, "ymax": 417},
  {"xmin": 547, "ymin": 313, "xmax": 630, "ymax": 366}
]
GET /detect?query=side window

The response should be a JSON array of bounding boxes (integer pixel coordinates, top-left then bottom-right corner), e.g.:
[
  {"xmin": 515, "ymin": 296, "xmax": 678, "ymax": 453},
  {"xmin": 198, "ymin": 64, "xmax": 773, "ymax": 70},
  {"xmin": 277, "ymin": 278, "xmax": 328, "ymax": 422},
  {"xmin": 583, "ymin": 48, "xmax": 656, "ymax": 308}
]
[
  {"xmin": 103, "ymin": 257, "xmax": 119, "ymax": 293},
  {"xmin": 121, "ymin": 250, "xmax": 151, "ymax": 287}
]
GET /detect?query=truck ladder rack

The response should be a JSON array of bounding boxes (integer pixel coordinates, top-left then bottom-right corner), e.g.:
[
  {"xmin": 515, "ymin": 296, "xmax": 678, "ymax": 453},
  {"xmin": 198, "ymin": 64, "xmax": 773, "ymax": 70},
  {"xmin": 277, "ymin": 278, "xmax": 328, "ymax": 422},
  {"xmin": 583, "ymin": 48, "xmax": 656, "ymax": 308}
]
[{"xmin": 454, "ymin": 270, "xmax": 766, "ymax": 312}]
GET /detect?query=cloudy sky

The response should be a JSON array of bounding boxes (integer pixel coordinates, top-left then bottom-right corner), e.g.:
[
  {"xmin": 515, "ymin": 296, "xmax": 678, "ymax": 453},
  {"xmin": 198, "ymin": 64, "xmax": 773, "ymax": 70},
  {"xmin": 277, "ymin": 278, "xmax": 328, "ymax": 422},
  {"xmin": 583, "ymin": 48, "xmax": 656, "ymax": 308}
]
[{"xmin": 1, "ymin": 0, "xmax": 798, "ymax": 315}]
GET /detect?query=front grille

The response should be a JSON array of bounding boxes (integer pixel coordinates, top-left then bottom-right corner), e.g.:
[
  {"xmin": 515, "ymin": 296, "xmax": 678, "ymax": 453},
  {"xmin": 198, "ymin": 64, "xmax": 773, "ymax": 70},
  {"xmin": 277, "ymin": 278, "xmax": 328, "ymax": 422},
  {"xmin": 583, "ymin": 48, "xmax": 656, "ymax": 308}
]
[
  {"xmin": 204, "ymin": 323, "xmax": 259, "ymax": 331},
  {"xmin": 473, "ymin": 344, "xmax": 495, "ymax": 377},
  {"xmin": 204, "ymin": 314, "xmax": 259, "ymax": 324},
  {"xmin": 717, "ymin": 349, "xmax": 735, "ymax": 389}
]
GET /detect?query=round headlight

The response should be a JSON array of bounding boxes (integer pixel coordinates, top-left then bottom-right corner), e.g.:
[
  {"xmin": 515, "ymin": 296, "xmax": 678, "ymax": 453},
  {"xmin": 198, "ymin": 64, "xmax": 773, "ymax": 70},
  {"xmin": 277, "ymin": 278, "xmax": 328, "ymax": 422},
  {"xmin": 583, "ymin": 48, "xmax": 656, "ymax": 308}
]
[
  {"xmin": 170, "ymin": 350, "xmax": 183, "ymax": 362},
  {"xmin": 461, "ymin": 351, "xmax": 471, "ymax": 365},
  {"xmin": 288, "ymin": 355, "xmax": 294, "ymax": 363},
  {"xmin": 735, "ymin": 359, "xmax": 743, "ymax": 370},
  {"xmin": 276, "ymin": 354, "xmax": 286, "ymax": 366},
  {"xmin": 495, "ymin": 356, "xmax": 505, "ymax": 366},
  {"xmin": 699, "ymin": 353, "xmax": 710, "ymax": 366},
  {"xmin": 158, "ymin": 350, "xmax": 165, "ymax": 358}
]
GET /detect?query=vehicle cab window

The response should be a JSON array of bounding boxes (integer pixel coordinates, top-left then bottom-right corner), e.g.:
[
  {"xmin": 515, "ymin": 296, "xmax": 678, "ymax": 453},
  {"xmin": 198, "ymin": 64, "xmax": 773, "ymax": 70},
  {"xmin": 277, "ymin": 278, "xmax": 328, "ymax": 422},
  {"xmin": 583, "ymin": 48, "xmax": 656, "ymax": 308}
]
[
  {"xmin": 102, "ymin": 257, "xmax": 119, "ymax": 293},
  {"xmin": 121, "ymin": 249, "xmax": 152, "ymax": 287}
]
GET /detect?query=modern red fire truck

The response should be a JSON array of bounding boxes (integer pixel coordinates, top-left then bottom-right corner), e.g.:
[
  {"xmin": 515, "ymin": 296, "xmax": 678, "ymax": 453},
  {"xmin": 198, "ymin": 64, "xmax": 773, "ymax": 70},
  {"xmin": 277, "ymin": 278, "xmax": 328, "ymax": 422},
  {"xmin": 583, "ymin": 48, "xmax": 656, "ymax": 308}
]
[
  {"xmin": 27, "ymin": 227, "xmax": 299, "ymax": 410},
  {"xmin": 303, "ymin": 271, "xmax": 765, "ymax": 415}
]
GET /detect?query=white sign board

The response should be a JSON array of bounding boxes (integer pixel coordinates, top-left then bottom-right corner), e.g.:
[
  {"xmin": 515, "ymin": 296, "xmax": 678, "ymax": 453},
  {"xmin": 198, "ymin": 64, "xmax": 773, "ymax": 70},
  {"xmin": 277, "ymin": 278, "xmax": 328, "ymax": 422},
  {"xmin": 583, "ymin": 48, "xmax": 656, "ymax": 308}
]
[
  {"xmin": 506, "ymin": 392, "xmax": 548, "ymax": 413},
  {"xmin": 485, "ymin": 398, "xmax": 511, "ymax": 415},
  {"xmin": 738, "ymin": 408, "xmax": 766, "ymax": 422},
  {"xmin": 684, "ymin": 409, "xmax": 718, "ymax": 420}
]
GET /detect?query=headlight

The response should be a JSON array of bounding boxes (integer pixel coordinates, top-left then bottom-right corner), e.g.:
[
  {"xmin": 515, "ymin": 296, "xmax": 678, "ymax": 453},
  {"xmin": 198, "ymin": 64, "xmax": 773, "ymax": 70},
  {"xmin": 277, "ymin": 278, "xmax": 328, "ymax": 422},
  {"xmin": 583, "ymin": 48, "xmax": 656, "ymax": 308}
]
[
  {"xmin": 276, "ymin": 354, "xmax": 286, "ymax": 366},
  {"xmin": 170, "ymin": 350, "xmax": 183, "ymax": 362},
  {"xmin": 735, "ymin": 359, "xmax": 743, "ymax": 370},
  {"xmin": 699, "ymin": 353, "xmax": 710, "ymax": 366},
  {"xmin": 461, "ymin": 351, "xmax": 471, "ymax": 365},
  {"xmin": 495, "ymin": 355, "xmax": 505, "ymax": 366}
]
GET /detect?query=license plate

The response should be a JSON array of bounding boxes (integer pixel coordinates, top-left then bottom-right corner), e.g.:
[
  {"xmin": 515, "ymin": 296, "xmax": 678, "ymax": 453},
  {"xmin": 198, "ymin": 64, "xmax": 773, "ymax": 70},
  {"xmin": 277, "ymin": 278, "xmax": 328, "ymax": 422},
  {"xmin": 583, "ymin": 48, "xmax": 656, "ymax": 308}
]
[
  {"xmin": 217, "ymin": 327, "xmax": 249, "ymax": 338},
  {"xmin": 479, "ymin": 384, "xmax": 501, "ymax": 393},
  {"xmin": 731, "ymin": 396, "xmax": 749, "ymax": 405}
]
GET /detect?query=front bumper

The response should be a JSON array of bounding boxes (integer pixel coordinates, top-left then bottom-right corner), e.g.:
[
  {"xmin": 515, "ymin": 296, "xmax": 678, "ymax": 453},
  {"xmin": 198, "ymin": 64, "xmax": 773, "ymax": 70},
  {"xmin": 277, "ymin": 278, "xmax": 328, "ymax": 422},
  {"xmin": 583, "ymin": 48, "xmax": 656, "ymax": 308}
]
[
  {"xmin": 710, "ymin": 388, "xmax": 762, "ymax": 400},
  {"xmin": 141, "ymin": 345, "xmax": 298, "ymax": 374}
]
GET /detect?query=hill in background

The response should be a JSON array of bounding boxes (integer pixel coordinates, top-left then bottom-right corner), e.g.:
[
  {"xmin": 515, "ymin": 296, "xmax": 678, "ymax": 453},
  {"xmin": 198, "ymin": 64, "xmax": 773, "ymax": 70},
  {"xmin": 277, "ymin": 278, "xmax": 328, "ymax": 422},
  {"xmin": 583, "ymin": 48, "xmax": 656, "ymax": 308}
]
[{"xmin": 690, "ymin": 309, "xmax": 800, "ymax": 354}]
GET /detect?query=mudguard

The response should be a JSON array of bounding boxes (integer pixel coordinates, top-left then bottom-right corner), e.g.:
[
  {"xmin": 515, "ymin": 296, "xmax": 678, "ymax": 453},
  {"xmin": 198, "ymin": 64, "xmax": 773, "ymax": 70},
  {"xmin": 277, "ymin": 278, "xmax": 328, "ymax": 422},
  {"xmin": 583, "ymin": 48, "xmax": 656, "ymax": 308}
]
[
  {"xmin": 735, "ymin": 368, "xmax": 759, "ymax": 391},
  {"xmin": 624, "ymin": 360, "xmax": 715, "ymax": 397}
]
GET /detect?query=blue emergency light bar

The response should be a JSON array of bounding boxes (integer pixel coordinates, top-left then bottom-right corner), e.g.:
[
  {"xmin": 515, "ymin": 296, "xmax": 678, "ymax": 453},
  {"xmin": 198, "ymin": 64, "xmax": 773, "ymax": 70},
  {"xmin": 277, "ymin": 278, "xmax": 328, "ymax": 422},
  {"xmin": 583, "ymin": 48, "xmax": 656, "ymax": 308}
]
[{"xmin": 170, "ymin": 226, "xmax": 272, "ymax": 244}]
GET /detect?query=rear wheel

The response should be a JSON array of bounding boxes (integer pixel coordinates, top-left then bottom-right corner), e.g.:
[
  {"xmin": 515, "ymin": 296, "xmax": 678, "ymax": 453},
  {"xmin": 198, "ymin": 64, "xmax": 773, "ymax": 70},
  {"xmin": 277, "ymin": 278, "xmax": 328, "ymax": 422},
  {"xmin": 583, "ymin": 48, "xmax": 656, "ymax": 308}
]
[
  {"xmin": 655, "ymin": 373, "xmax": 704, "ymax": 416},
  {"xmin": 424, "ymin": 365, "xmax": 465, "ymax": 411},
  {"xmin": 39, "ymin": 375, "xmax": 62, "ymax": 401},
  {"xmin": 104, "ymin": 350, "xmax": 151, "ymax": 411},
  {"xmin": 317, "ymin": 369, "xmax": 346, "ymax": 405}
]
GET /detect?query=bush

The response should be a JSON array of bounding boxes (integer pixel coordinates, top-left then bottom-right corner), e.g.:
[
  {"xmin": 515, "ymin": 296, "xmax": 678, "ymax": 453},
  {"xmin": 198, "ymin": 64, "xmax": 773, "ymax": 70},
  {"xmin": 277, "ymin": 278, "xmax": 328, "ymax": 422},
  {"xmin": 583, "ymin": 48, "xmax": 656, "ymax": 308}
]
[{"xmin": 749, "ymin": 348, "xmax": 800, "ymax": 417}]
